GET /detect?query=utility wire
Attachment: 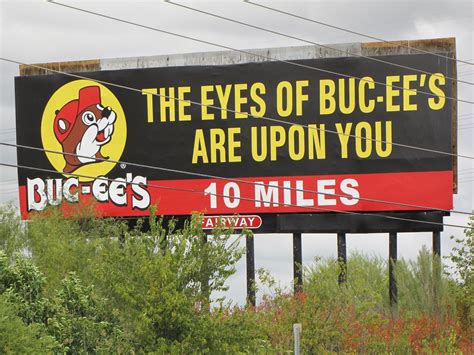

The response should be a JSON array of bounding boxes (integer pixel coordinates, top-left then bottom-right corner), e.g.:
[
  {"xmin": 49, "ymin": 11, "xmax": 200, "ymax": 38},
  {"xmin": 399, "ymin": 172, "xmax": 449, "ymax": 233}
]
[
  {"xmin": 1, "ymin": 161, "xmax": 471, "ymax": 229},
  {"xmin": 244, "ymin": 0, "xmax": 474, "ymax": 66},
  {"xmin": 46, "ymin": 0, "xmax": 474, "ymax": 105},
  {"xmin": 3, "ymin": 56, "xmax": 473, "ymax": 162},
  {"xmin": 1, "ymin": 141, "xmax": 472, "ymax": 216},
  {"xmin": 166, "ymin": 0, "xmax": 473, "ymax": 87}
]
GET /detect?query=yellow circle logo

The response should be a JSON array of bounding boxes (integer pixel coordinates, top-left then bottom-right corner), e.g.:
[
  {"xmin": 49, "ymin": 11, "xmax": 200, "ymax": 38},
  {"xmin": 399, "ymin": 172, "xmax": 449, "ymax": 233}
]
[{"xmin": 41, "ymin": 80, "xmax": 127, "ymax": 181}]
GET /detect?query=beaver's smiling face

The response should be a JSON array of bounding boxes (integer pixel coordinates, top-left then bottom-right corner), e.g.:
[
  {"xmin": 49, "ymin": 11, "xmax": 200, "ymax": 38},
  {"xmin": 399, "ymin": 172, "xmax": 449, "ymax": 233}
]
[
  {"xmin": 54, "ymin": 86, "xmax": 118, "ymax": 173},
  {"xmin": 74, "ymin": 103, "xmax": 116, "ymax": 164}
]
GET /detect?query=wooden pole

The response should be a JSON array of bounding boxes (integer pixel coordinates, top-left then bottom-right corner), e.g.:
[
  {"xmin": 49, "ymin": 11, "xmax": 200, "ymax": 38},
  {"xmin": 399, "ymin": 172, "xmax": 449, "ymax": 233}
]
[
  {"xmin": 432, "ymin": 231, "xmax": 441, "ymax": 257},
  {"xmin": 389, "ymin": 232, "xmax": 398, "ymax": 311},
  {"xmin": 246, "ymin": 234, "xmax": 256, "ymax": 306},
  {"xmin": 432, "ymin": 231, "xmax": 441, "ymax": 315},
  {"xmin": 337, "ymin": 233, "xmax": 347, "ymax": 284},
  {"xmin": 293, "ymin": 233, "xmax": 303, "ymax": 294}
]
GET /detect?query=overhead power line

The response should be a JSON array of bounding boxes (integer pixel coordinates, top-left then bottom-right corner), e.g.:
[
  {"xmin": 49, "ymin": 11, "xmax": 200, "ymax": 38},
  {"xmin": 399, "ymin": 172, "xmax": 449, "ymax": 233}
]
[
  {"xmin": 1, "ymin": 141, "xmax": 472, "ymax": 216},
  {"xmin": 3, "ymin": 56, "xmax": 473, "ymax": 161},
  {"xmin": 244, "ymin": 0, "xmax": 474, "ymax": 66},
  {"xmin": 46, "ymin": 0, "xmax": 474, "ymax": 105},
  {"xmin": 1, "ymin": 161, "xmax": 471, "ymax": 230},
  {"xmin": 165, "ymin": 0, "xmax": 473, "ymax": 87},
  {"xmin": 458, "ymin": 60, "xmax": 474, "ymax": 68}
]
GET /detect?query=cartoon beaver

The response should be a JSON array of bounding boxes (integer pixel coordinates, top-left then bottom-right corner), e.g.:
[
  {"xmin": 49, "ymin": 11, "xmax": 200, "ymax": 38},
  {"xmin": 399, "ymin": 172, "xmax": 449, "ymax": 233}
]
[{"xmin": 53, "ymin": 86, "xmax": 116, "ymax": 173}]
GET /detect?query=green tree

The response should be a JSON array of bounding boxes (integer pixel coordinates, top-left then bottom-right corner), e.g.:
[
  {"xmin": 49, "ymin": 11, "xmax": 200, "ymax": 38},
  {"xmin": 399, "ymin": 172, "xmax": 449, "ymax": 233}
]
[
  {"xmin": 47, "ymin": 272, "xmax": 127, "ymax": 353},
  {"xmin": 0, "ymin": 251, "xmax": 126, "ymax": 353},
  {"xmin": 25, "ymin": 205, "xmax": 118, "ymax": 295},
  {"xmin": 92, "ymin": 213, "xmax": 245, "ymax": 352},
  {"xmin": 0, "ymin": 251, "xmax": 50, "ymax": 325},
  {"xmin": 448, "ymin": 216, "xmax": 474, "ymax": 329},
  {"xmin": 0, "ymin": 295, "xmax": 57, "ymax": 354},
  {"xmin": 14, "ymin": 207, "xmax": 252, "ymax": 352}
]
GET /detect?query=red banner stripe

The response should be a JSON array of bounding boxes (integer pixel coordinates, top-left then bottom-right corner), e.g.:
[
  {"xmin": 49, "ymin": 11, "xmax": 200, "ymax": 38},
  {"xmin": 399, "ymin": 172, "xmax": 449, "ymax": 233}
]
[{"xmin": 19, "ymin": 170, "xmax": 453, "ymax": 219}]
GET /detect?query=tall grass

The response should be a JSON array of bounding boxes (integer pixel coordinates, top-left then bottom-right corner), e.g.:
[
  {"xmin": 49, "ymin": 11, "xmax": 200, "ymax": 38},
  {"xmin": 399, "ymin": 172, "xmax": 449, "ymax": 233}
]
[{"xmin": 251, "ymin": 250, "xmax": 470, "ymax": 353}]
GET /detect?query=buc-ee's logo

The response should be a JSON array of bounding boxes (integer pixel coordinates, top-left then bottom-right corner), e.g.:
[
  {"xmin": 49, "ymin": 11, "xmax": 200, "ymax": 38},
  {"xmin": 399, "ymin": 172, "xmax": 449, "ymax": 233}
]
[
  {"xmin": 27, "ymin": 80, "xmax": 150, "ymax": 212},
  {"xmin": 42, "ymin": 80, "xmax": 126, "ymax": 177},
  {"xmin": 53, "ymin": 85, "xmax": 117, "ymax": 173}
]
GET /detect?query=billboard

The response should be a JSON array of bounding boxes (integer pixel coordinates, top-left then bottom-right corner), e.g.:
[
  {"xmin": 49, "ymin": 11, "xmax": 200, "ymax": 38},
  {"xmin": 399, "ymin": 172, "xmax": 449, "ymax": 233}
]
[{"xmin": 15, "ymin": 40, "xmax": 455, "ymax": 219}]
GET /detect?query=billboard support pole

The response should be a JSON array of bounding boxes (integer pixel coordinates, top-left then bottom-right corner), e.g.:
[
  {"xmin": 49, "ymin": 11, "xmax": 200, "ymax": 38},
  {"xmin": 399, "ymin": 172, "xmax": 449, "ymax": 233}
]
[
  {"xmin": 293, "ymin": 233, "xmax": 303, "ymax": 294},
  {"xmin": 389, "ymin": 232, "xmax": 398, "ymax": 313},
  {"xmin": 432, "ymin": 231, "xmax": 441, "ymax": 315},
  {"xmin": 337, "ymin": 233, "xmax": 347, "ymax": 284},
  {"xmin": 246, "ymin": 234, "xmax": 256, "ymax": 307},
  {"xmin": 432, "ymin": 231, "xmax": 441, "ymax": 257}
]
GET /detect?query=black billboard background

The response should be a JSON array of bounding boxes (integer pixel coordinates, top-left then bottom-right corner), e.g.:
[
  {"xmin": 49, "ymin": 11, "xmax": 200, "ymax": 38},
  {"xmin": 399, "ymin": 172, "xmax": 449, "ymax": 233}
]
[{"xmin": 15, "ymin": 53, "xmax": 453, "ymax": 184}]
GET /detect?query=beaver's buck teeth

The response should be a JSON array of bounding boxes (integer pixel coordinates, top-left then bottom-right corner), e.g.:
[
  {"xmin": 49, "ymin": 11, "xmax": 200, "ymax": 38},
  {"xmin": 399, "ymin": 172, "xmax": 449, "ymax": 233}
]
[
  {"xmin": 108, "ymin": 111, "xmax": 116, "ymax": 124},
  {"xmin": 104, "ymin": 125, "xmax": 113, "ymax": 139}
]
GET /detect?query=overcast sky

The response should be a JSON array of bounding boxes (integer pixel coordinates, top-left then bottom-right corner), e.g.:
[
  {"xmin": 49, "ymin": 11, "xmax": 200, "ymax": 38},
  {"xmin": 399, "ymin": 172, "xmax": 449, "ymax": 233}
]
[{"xmin": 0, "ymin": 0, "xmax": 473, "ymax": 305}]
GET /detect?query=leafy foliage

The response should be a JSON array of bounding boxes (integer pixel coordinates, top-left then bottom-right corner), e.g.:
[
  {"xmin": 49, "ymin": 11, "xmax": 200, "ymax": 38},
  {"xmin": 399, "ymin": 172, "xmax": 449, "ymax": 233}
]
[
  {"xmin": 47, "ymin": 272, "xmax": 127, "ymax": 353},
  {"xmin": 448, "ymin": 216, "xmax": 474, "ymax": 329},
  {"xmin": 0, "ymin": 295, "xmax": 57, "ymax": 353},
  {"xmin": 0, "ymin": 205, "xmax": 472, "ymax": 353},
  {"xmin": 0, "ymin": 250, "xmax": 124, "ymax": 353}
]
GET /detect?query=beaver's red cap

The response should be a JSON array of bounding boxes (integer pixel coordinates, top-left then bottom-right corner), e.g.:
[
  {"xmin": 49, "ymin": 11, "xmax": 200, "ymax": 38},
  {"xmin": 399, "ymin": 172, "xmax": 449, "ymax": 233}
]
[
  {"xmin": 54, "ymin": 86, "xmax": 101, "ymax": 143},
  {"xmin": 77, "ymin": 86, "xmax": 101, "ymax": 115}
]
